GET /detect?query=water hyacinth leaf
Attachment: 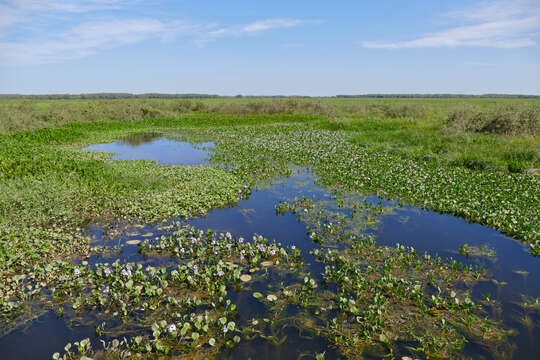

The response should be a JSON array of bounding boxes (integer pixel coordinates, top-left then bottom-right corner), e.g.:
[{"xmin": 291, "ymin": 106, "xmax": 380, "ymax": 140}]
[
  {"xmin": 253, "ymin": 292, "xmax": 263, "ymax": 299},
  {"xmin": 180, "ymin": 323, "xmax": 190, "ymax": 336},
  {"xmin": 239, "ymin": 274, "xmax": 252, "ymax": 282}
]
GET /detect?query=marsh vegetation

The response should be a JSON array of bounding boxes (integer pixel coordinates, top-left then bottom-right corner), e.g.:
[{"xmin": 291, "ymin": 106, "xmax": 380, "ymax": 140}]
[{"xmin": 0, "ymin": 97, "xmax": 538, "ymax": 359}]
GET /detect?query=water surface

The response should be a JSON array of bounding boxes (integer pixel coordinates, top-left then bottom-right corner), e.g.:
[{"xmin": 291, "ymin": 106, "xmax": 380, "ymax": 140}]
[{"xmin": 84, "ymin": 133, "xmax": 214, "ymax": 166}]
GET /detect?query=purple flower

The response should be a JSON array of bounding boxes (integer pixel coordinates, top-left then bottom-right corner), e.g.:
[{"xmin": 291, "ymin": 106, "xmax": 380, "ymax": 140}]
[
  {"xmin": 259, "ymin": 245, "xmax": 265, "ymax": 252},
  {"xmin": 270, "ymin": 249, "xmax": 276, "ymax": 256},
  {"xmin": 222, "ymin": 327, "xmax": 228, "ymax": 333},
  {"xmin": 104, "ymin": 268, "xmax": 111, "ymax": 276},
  {"xmin": 217, "ymin": 271, "xmax": 224, "ymax": 276},
  {"xmin": 191, "ymin": 237, "xmax": 197, "ymax": 243},
  {"xmin": 180, "ymin": 247, "xmax": 185, "ymax": 253},
  {"xmin": 226, "ymin": 232, "xmax": 232, "ymax": 240},
  {"xmin": 211, "ymin": 240, "xmax": 217, "ymax": 246},
  {"xmin": 193, "ymin": 264, "xmax": 198, "ymax": 271},
  {"xmin": 121, "ymin": 268, "xmax": 131, "ymax": 277},
  {"xmin": 102, "ymin": 287, "xmax": 109, "ymax": 294},
  {"xmin": 226, "ymin": 243, "xmax": 232, "ymax": 250},
  {"xmin": 238, "ymin": 237, "xmax": 244, "ymax": 243},
  {"xmin": 74, "ymin": 268, "xmax": 81, "ymax": 276},
  {"xmin": 291, "ymin": 245, "xmax": 296, "ymax": 250},
  {"xmin": 160, "ymin": 243, "xmax": 166, "ymax": 249},
  {"xmin": 168, "ymin": 324, "xmax": 177, "ymax": 333}
]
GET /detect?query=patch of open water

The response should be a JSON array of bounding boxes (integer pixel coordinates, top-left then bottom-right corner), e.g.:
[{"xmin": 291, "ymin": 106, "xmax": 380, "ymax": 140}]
[
  {"xmin": 84, "ymin": 133, "xmax": 214, "ymax": 166},
  {"xmin": 1, "ymin": 134, "xmax": 538, "ymax": 359}
]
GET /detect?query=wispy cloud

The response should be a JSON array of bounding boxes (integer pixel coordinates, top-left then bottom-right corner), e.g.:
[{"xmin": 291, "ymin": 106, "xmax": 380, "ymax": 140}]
[
  {"xmin": 0, "ymin": 18, "xmax": 203, "ymax": 64},
  {"xmin": 0, "ymin": 1, "xmax": 311, "ymax": 65},
  {"xmin": 0, "ymin": 0, "xmax": 126, "ymax": 36},
  {"xmin": 207, "ymin": 18, "xmax": 306, "ymax": 37},
  {"xmin": 362, "ymin": 0, "xmax": 540, "ymax": 49}
]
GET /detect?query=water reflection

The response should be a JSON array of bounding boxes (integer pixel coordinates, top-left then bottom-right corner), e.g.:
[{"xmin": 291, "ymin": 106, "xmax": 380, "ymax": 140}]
[{"xmin": 84, "ymin": 135, "xmax": 214, "ymax": 166}]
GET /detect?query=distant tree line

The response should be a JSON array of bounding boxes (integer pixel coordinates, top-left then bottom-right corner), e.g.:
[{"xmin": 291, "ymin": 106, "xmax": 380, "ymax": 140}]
[
  {"xmin": 0, "ymin": 93, "xmax": 222, "ymax": 100},
  {"xmin": 335, "ymin": 94, "xmax": 540, "ymax": 99},
  {"xmin": 0, "ymin": 93, "xmax": 538, "ymax": 100}
]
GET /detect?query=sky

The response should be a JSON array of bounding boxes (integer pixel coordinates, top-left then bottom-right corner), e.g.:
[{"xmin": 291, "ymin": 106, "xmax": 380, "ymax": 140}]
[{"xmin": 0, "ymin": 0, "xmax": 539, "ymax": 95}]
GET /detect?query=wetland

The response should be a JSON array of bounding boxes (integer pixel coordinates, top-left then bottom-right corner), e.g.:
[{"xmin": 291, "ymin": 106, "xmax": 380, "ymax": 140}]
[{"xmin": 0, "ymin": 98, "xmax": 539, "ymax": 359}]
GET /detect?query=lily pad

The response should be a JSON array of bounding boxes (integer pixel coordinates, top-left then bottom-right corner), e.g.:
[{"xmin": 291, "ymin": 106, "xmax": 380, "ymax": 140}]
[{"xmin": 126, "ymin": 240, "xmax": 141, "ymax": 245}]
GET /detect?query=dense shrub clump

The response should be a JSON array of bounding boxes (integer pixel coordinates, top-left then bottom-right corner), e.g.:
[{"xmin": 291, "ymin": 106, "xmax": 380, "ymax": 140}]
[{"xmin": 445, "ymin": 103, "xmax": 540, "ymax": 136}]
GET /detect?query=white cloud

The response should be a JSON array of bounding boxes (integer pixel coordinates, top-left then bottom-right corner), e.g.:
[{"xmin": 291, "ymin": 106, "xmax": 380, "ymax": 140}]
[
  {"xmin": 0, "ymin": 15, "xmax": 309, "ymax": 64},
  {"xmin": 0, "ymin": 18, "xmax": 198, "ymax": 64},
  {"xmin": 362, "ymin": 0, "xmax": 540, "ymax": 49},
  {"xmin": 208, "ymin": 18, "xmax": 305, "ymax": 37},
  {"xmin": 0, "ymin": 0, "xmax": 126, "ymax": 36},
  {"xmin": 0, "ymin": 0, "xmax": 313, "ymax": 64}
]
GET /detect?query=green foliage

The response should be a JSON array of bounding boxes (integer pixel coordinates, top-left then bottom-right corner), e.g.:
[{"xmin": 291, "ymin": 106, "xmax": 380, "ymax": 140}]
[{"xmin": 445, "ymin": 103, "xmax": 540, "ymax": 135}]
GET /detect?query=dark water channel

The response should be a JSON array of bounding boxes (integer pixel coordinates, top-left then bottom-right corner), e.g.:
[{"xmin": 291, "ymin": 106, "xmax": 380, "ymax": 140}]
[{"xmin": 1, "ymin": 135, "xmax": 538, "ymax": 359}]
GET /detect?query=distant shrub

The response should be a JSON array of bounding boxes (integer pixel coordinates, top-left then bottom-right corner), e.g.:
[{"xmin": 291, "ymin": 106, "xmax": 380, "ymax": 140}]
[
  {"xmin": 445, "ymin": 103, "xmax": 540, "ymax": 135},
  {"xmin": 172, "ymin": 99, "xmax": 193, "ymax": 112},
  {"xmin": 342, "ymin": 103, "xmax": 428, "ymax": 118},
  {"xmin": 191, "ymin": 101, "xmax": 207, "ymax": 111},
  {"xmin": 371, "ymin": 104, "xmax": 428, "ymax": 118},
  {"xmin": 208, "ymin": 99, "xmax": 336, "ymax": 117}
]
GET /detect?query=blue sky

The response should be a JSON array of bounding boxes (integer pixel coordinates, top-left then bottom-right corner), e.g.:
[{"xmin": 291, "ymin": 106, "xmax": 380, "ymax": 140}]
[{"xmin": 0, "ymin": 0, "xmax": 539, "ymax": 95}]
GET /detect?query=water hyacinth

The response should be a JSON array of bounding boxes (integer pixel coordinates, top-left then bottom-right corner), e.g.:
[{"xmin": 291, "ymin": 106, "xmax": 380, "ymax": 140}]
[{"xmin": 121, "ymin": 268, "xmax": 131, "ymax": 277}]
